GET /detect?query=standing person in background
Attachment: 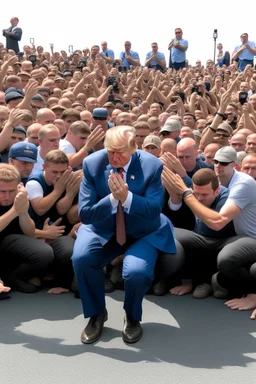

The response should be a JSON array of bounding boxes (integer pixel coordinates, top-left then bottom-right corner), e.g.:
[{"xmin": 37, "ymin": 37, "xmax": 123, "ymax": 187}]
[
  {"xmin": 168, "ymin": 28, "xmax": 188, "ymax": 70},
  {"xmin": 119, "ymin": 41, "xmax": 140, "ymax": 70},
  {"xmin": 145, "ymin": 43, "xmax": 166, "ymax": 72},
  {"xmin": 2, "ymin": 17, "xmax": 22, "ymax": 54},
  {"xmin": 100, "ymin": 42, "xmax": 115, "ymax": 64},
  {"xmin": 232, "ymin": 33, "xmax": 256, "ymax": 72}
]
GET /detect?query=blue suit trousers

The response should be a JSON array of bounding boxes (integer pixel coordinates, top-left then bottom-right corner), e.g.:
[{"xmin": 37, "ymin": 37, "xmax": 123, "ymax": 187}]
[{"xmin": 72, "ymin": 234, "xmax": 158, "ymax": 321}]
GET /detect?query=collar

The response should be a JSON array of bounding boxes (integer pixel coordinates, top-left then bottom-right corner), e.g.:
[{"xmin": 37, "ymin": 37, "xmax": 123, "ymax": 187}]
[{"xmin": 120, "ymin": 157, "xmax": 132, "ymax": 173}]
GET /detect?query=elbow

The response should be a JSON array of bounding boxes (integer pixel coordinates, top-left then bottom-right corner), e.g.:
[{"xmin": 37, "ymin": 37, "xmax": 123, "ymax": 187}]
[
  {"xmin": 34, "ymin": 208, "xmax": 47, "ymax": 216},
  {"xmin": 208, "ymin": 221, "xmax": 225, "ymax": 231}
]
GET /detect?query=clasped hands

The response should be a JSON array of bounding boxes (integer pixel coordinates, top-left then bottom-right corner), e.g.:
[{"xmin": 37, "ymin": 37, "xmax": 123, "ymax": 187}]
[{"xmin": 108, "ymin": 170, "xmax": 128, "ymax": 204}]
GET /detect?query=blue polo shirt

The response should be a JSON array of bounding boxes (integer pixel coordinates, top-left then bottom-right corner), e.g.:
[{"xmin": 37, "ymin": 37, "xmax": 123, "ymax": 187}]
[
  {"xmin": 145, "ymin": 51, "xmax": 165, "ymax": 67},
  {"xmin": 234, "ymin": 41, "xmax": 256, "ymax": 60},
  {"xmin": 101, "ymin": 48, "xmax": 115, "ymax": 59},
  {"xmin": 194, "ymin": 186, "xmax": 236, "ymax": 238},
  {"xmin": 119, "ymin": 50, "xmax": 140, "ymax": 69},
  {"xmin": 171, "ymin": 38, "xmax": 188, "ymax": 63}
]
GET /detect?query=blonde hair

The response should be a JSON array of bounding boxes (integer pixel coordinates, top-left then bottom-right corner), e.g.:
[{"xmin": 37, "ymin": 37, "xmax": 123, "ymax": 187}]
[
  {"xmin": 104, "ymin": 126, "xmax": 137, "ymax": 153},
  {"xmin": 38, "ymin": 124, "xmax": 59, "ymax": 139},
  {"xmin": 44, "ymin": 149, "xmax": 69, "ymax": 166},
  {"xmin": 0, "ymin": 163, "xmax": 21, "ymax": 183}
]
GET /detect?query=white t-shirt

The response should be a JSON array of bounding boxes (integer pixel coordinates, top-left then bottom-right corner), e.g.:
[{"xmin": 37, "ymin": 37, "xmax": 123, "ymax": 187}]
[
  {"xmin": 31, "ymin": 148, "xmax": 44, "ymax": 174},
  {"xmin": 26, "ymin": 180, "xmax": 44, "ymax": 201},
  {"xmin": 59, "ymin": 139, "xmax": 76, "ymax": 155},
  {"xmin": 223, "ymin": 170, "xmax": 256, "ymax": 238}
]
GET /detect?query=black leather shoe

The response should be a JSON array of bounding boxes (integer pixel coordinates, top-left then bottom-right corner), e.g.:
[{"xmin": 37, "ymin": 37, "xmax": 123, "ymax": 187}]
[
  {"xmin": 122, "ymin": 313, "xmax": 142, "ymax": 343},
  {"xmin": 81, "ymin": 309, "xmax": 108, "ymax": 344},
  {"xmin": 105, "ymin": 274, "xmax": 115, "ymax": 293},
  {"xmin": 8, "ymin": 276, "xmax": 39, "ymax": 293}
]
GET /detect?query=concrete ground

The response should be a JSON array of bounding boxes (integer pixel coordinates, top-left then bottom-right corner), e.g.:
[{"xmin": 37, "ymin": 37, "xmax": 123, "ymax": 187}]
[{"xmin": 1, "ymin": 289, "xmax": 256, "ymax": 384}]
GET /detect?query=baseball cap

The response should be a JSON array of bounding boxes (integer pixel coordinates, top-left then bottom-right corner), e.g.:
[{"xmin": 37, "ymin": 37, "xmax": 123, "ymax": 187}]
[
  {"xmin": 5, "ymin": 87, "xmax": 25, "ymax": 96},
  {"xmin": 159, "ymin": 119, "xmax": 181, "ymax": 134},
  {"xmin": 13, "ymin": 126, "xmax": 27, "ymax": 136},
  {"xmin": 17, "ymin": 71, "xmax": 31, "ymax": 78},
  {"xmin": 143, "ymin": 135, "xmax": 161, "ymax": 149},
  {"xmin": 103, "ymin": 102, "xmax": 115, "ymax": 108},
  {"xmin": 214, "ymin": 146, "xmax": 237, "ymax": 163},
  {"xmin": 51, "ymin": 105, "xmax": 66, "ymax": 112},
  {"xmin": 217, "ymin": 122, "xmax": 233, "ymax": 135},
  {"xmin": 193, "ymin": 130, "xmax": 202, "ymax": 138},
  {"xmin": 32, "ymin": 94, "xmax": 45, "ymax": 102},
  {"xmin": 236, "ymin": 151, "xmax": 247, "ymax": 165},
  {"xmin": 62, "ymin": 70, "xmax": 73, "ymax": 77},
  {"xmin": 5, "ymin": 92, "xmax": 24, "ymax": 103},
  {"xmin": 92, "ymin": 108, "xmax": 108, "ymax": 119},
  {"xmin": 8, "ymin": 142, "xmax": 37, "ymax": 163}
]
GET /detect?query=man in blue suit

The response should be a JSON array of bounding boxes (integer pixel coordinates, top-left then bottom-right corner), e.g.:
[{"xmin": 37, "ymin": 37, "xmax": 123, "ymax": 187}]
[{"xmin": 72, "ymin": 126, "xmax": 180, "ymax": 344}]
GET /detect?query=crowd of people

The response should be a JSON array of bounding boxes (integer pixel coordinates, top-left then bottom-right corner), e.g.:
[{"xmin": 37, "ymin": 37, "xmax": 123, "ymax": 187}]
[{"xmin": 1, "ymin": 16, "xmax": 256, "ymax": 343}]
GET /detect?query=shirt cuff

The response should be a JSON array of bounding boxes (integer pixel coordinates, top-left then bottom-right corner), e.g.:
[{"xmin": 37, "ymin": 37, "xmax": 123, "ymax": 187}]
[
  {"xmin": 110, "ymin": 193, "xmax": 119, "ymax": 213},
  {"xmin": 168, "ymin": 198, "xmax": 182, "ymax": 211},
  {"xmin": 122, "ymin": 191, "xmax": 133, "ymax": 213}
]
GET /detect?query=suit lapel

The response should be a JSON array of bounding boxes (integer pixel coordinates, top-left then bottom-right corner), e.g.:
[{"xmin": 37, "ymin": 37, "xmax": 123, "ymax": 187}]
[
  {"xmin": 104, "ymin": 164, "xmax": 112, "ymax": 195},
  {"xmin": 126, "ymin": 152, "xmax": 142, "ymax": 192}
]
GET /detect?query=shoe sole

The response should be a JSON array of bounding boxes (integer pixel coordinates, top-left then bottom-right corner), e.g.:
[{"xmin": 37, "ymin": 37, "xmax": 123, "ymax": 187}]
[{"xmin": 81, "ymin": 313, "xmax": 108, "ymax": 344}]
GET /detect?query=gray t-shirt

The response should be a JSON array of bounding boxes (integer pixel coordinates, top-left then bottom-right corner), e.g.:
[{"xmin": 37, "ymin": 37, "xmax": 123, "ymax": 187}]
[{"xmin": 224, "ymin": 170, "xmax": 256, "ymax": 238}]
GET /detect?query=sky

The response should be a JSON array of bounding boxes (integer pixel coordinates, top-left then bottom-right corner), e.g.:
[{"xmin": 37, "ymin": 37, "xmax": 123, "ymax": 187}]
[{"xmin": 1, "ymin": 0, "xmax": 256, "ymax": 66}]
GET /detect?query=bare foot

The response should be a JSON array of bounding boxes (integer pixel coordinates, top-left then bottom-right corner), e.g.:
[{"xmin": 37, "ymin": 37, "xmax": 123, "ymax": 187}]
[
  {"xmin": 170, "ymin": 283, "xmax": 193, "ymax": 296},
  {"xmin": 250, "ymin": 309, "xmax": 256, "ymax": 320},
  {"xmin": 0, "ymin": 280, "xmax": 11, "ymax": 293},
  {"xmin": 28, "ymin": 277, "xmax": 41, "ymax": 287},
  {"xmin": 48, "ymin": 287, "xmax": 69, "ymax": 295},
  {"xmin": 225, "ymin": 294, "xmax": 256, "ymax": 310}
]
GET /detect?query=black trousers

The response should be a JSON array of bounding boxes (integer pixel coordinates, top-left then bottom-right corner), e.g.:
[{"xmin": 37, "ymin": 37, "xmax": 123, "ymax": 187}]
[
  {"xmin": 0, "ymin": 235, "xmax": 75, "ymax": 288},
  {"xmin": 175, "ymin": 228, "xmax": 256, "ymax": 294},
  {"xmin": 153, "ymin": 240, "xmax": 185, "ymax": 283}
]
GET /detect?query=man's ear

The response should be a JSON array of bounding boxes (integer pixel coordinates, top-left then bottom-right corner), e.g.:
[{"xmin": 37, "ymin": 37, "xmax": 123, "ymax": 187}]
[
  {"xmin": 215, "ymin": 185, "xmax": 220, "ymax": 196},
  {"xmin": 8, "ymin": 158, "xmax": 13, "ymax": 164}
]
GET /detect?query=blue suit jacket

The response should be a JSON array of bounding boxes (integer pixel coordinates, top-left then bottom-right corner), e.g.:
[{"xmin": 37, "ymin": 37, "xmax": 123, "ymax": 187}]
[{"xmin": 78, "ymin": 149, "xmax": 176, "ymax": 253}]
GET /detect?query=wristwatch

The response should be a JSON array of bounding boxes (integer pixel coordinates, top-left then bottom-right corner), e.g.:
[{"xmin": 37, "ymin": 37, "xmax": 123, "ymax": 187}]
[
  {"xmin": 215, "ymin": 111, "xmax": 225, "ymax": 119},
  {"xmin": 182, "ymin": 189, "xmax": 193, "ymax": 199}
]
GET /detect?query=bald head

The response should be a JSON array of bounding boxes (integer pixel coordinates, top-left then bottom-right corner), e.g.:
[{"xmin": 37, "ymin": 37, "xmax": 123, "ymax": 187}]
[
  {"xmin": 177, "ymin": 138, "xmax": 198, "ymax": 172},
  {"xmin": 116, "ymin": 112, "xmax": 133, "ymax": 126},
  {"xmin": 36, "ymin": 108, "xmax": 56, "ymax": 125},
  {"xmin": 230, "ymin": 133, "xmax": 246, "ymax": 152},
  {"xmin": 160, "ymin": 138, "xmax": 177, "ymax": 156}
]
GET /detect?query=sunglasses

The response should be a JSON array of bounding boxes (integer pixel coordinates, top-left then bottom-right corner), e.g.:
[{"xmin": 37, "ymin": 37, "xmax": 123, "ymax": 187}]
[
  {"xmin": 213, "ymin": 160, "xmax": 233, "ymax": 166},
  {"xmin": 215, "ymin": 133, "xmax": 230, "ymax": 138}
]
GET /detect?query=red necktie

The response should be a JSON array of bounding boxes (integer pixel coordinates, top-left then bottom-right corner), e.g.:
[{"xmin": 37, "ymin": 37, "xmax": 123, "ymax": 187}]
[{"xmin": 116, "ymin": 168, "xmax": 126, "ymax": 245}]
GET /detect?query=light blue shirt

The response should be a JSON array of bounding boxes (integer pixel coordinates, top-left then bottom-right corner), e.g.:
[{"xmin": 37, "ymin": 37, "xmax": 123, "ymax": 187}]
[
  {"xmin": 145, "ymin": 51, "xmax": 165, "ymax": 66},
  {"xmin": 119, "ymin": 50, "xmax": 140, "ymax": 69},
  {"xmin": 234, "ymin": 41, "xmax": 256, "ymax": 60},
  {"xmin": 100, "ymin": 48, "xmax": 115, "ymax": 59},
  {"xmin": 171, "ymin": 38, "xmax": 188, "ymax": 63}
]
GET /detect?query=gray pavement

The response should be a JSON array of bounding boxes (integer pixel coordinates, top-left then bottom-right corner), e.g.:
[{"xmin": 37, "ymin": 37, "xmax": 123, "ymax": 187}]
[{"xmin": 1, "ymin": 289, "xmax": 256, "ymax": 384}]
